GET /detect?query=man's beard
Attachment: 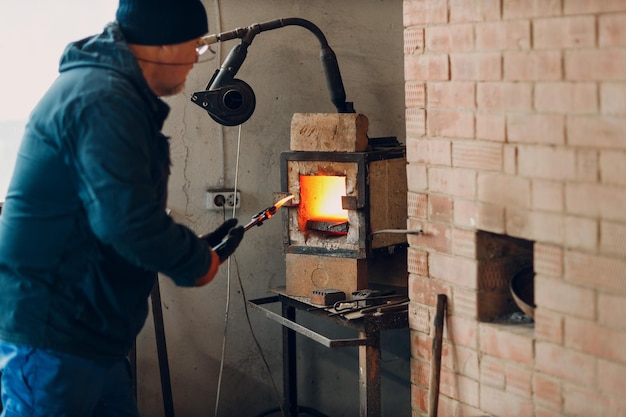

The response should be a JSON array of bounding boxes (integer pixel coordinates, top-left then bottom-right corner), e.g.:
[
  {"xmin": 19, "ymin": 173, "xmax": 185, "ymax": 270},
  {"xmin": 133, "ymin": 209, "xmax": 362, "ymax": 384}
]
[{"xmin": 161, "ymin": 81, "xmax": 186, "ymax": 97}]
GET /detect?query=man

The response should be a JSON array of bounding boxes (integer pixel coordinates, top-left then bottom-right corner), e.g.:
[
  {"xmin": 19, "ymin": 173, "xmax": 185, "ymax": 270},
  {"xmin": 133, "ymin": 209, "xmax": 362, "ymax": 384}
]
[{"xmin": 0, "ymin": 0, "xmax": 243, "ymax": 415}]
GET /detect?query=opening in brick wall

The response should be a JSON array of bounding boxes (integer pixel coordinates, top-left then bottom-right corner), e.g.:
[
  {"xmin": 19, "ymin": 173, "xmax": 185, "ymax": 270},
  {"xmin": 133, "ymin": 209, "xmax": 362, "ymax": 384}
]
[{"xmin": 476, "ymin": 231, "xmax": 534, "ymax": 325}]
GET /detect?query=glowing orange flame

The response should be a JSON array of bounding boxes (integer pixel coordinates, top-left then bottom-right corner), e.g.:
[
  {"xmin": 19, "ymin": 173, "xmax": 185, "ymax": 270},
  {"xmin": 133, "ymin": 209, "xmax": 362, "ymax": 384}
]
[{"xmin": 299, "ymin": 175, "xmax": 348, "ymax": 224}]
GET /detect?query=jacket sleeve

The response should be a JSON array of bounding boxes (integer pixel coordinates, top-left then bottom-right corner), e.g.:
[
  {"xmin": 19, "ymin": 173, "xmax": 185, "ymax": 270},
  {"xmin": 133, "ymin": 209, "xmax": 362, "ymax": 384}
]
[{"xmin": 66, "ymin": 88, "xmax": 213, "ymax": 287}]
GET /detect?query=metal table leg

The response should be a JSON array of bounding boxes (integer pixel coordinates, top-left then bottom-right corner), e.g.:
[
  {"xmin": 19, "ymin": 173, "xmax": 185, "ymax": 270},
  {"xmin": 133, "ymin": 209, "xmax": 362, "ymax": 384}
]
[
  {"xmin": 359, "ymin": 331, "xmax": 381, "ymax": 417},
  {"xmin": 282, "ymin": 303, "xmax": 298, "ymax": 417}
]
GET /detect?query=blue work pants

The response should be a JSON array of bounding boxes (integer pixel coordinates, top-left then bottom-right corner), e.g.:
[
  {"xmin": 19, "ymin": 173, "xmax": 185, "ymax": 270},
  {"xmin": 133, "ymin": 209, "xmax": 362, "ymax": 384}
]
[{"xmin": 0, "ymin": 341, "xmax": 139, "ymax": 417}]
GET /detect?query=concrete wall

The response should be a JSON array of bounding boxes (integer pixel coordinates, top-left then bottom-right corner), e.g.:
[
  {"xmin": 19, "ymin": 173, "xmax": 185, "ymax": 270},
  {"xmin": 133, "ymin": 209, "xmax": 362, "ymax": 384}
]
[
  {"xmin": 136, "ymin": 1, "xmax": 406, "ymax": 416},
  {"xmin": 404, "ymin": 1, "xmax": 626, "ymax": 416}
]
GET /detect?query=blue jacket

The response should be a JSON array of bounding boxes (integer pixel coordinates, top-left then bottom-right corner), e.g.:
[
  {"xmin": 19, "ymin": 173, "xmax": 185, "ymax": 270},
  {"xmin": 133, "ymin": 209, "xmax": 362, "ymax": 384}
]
[{"xmin": 0, "ymin": 23, "xmax": 213, "ymax": 360}]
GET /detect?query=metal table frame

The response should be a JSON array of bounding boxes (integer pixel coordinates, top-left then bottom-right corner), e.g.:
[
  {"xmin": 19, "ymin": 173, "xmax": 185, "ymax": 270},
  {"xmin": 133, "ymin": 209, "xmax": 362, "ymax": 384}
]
[{"xmin": 248, "ymin": 290, "xmax": 408, "ymax": 417}]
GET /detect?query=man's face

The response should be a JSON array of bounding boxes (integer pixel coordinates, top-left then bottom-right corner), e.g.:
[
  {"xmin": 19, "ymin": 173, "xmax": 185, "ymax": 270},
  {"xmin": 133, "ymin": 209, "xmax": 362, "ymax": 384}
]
[{"xmin": 152, "ymin": 39, "xmax": 198, "ymax": 97}]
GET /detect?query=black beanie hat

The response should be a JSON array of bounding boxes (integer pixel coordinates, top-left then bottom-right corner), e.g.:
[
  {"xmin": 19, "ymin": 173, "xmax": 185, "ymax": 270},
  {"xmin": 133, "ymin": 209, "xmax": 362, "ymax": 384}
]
[{"xmin": 116, "ymin": 0, "xmax": 208, "ymax": 45}]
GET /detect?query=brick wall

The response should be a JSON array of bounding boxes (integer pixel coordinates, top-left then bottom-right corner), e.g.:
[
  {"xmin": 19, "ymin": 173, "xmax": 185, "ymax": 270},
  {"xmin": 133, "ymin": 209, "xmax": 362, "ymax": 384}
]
[{"xmin": 404, "ymin": 1, "xmax": 626, "ymax": 416}]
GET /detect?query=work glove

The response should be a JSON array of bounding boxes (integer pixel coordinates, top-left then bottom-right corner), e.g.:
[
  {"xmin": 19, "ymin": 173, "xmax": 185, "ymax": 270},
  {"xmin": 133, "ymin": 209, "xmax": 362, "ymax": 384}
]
[{"xmin": 200, "ymin": 218, "xmax": 245, "ymax": 262}]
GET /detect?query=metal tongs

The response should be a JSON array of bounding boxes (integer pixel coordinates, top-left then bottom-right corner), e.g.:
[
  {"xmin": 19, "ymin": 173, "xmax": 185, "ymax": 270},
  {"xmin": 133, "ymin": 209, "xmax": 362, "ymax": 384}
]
[{"xmin": 213, "ymin": 194, "xmax": 294, "ymax": 250}]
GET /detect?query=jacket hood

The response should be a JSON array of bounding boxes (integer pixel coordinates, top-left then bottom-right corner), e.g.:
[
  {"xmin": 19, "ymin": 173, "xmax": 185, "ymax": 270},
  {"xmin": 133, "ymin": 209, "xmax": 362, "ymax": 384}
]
[{"xmin": 59, "ymin": 22, "xmax": 147, "ymax": 91}]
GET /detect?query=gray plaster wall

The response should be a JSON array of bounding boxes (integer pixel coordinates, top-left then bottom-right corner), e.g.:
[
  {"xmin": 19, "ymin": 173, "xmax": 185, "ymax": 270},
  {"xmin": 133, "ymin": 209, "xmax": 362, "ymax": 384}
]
[{"xmin": 136, "ymin": 1, "xmax": 407, "ymax": 416}]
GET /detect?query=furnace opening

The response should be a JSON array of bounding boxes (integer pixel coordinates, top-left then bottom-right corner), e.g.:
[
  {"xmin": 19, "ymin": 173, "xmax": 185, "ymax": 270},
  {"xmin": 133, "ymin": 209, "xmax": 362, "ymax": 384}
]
[{"xmin": 298, "ymin": 175, "xmax": 349, "ymax": 235}]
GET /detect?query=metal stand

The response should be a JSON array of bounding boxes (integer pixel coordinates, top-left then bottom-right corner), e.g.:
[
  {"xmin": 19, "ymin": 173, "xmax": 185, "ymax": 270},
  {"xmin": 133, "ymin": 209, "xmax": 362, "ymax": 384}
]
[
  {"xmin": 248, "ymin": 289, "xmax": 408, "ymax": 417},
  {"xmin": 130, "ymin": 279, "xmax": 175, "ymax": 417}
]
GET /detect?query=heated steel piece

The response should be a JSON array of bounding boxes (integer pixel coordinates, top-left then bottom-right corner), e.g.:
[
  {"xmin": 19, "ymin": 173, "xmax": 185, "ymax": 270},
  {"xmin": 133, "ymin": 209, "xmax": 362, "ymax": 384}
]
[{"xmin": 212, "ymin": 194, "xmax": 294, "ymax": 251}]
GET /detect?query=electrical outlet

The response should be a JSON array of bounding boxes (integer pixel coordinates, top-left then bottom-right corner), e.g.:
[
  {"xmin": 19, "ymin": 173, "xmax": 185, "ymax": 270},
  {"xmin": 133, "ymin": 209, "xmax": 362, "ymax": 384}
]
[{"xmin": 206, "ymin": 190, "xmax": 241, "ymax": 211}]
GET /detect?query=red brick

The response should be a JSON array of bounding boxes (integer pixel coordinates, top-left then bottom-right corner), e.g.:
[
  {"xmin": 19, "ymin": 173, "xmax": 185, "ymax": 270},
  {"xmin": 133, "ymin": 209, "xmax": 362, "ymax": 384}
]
[
  {"xmin": 477, "ymin": 82, "xmax": 532, "ymax": 111},
  {"xmin": 411, "ymin": 384, "xmax": 428, "ymax": 413},
  {"xmin": 408, "ymin": 138, "xmax": 452, "ymax": 166},
  {"xmin": 403, "ymin": 0, "xmax": 448, "ymax": 26},
  {"xmin": 536, "ymin": 408, "xmax": 567, "ymax": 417},
  {"xmin": 407, "ymin": 163, "xmax": 428, "ymax": 192},
  {"xmin": 568, "ymin": 115, "xmax": 626, "ymax": 149},
  {"xmin": 449, "ymin": 0, "xmax": 501, "ymax": 22},
  {"xmin": 503, "ymin": 0, "xmax": 561, "ymax": 19},
  {"xmin": 426, "ymin": 24, "xmax": 474, "ymax": 53},
  {"xmin": 576, "ymin": 148, "xmax": 599, "ymax": 182},
  {"xmin": 427, "ymin": 81, "xmax": 475, "ymax": 109},
  {"xmin": 478, "ymin": 172, "xmax": 531, "ymax": 208},
  {"xmin": 534, "ymin": 243, "xmax": 564, "ymax": 277},
  {"xmin": 451, "ymin": 228, "xmax": 476, "ymax": 258},
  {"xmin": 407, "ymin": 218, "xmax": 425, "ymax": 247},
  {"xmin": 565, "ymin": 49, "xmax": 626, "ymax": 81},
  {"xmin": 518, "ymin": 145, "xmax": 575, "ymax": 180},
  {"xmin": 532, "ymin": 179, "xmax": 564, "ymax": 212},
  {"xmin": 406, "ymin": 108, "xmax": 426, "ymax": 138},
  {"xmin": 444, "ymin": 314, "xmax": 478, "ymax": 348},
  {"xmin": 415, "ymin": 221, "xmax": 452, "ymax": 253},
  {"xmin": 481, "ymin": 355, "xmax": 505, "ymax": 388},
  {"xmin": 535, "ymin": 307, "xmax": 564, "ymax": 345},
  {"xmin": 598, "ymin": 292, "xmax": 626, "ymax": 330},
  {"xmin": 564, "ymin": 0, "xmax": 626, "ymax": 15},
  {"xmin": 535, "ymin": 275, "xmax": 596, "ymax": 319},
  {"xmin": 534, "ymin": 372, "xmax": 563, "ymax": 409},
  {"xmin": 440, "ymin": 368, "xmax": 480, "ymax": 408},
  {"xmin": 565, "ymin": 317, "xmax": 626, "ymax": 363},
  {"xmin": 526, "ymin": 210, "xmax": 565, "ymax": 245},
  {"xmin": 534, "ymin": 16, "xmax": 596, "ymax": 49},
  {"xmin": 565, "ymin": 250, "xmax": 626, "ymax": 294},
  {"xmin": 480, "ymin": 385, "xmax": 535, "ymax": 417},
  {"xmin": 507, "ymin": 208, "xmax": 534, "ymax": 241},
  {"xmin": 476, "ymin": 21, "xmax": 531, "ymax": 50},
  {"xmin": 566, "ymin": 183, "xmax": 626, "ymax": 222},
  {"xmin": 601, "ymin": 82, "xmax": 626, "ymax": 115},
  {"xmin": 442, "ymin": 341, "xmax": 479, "ymax": 379},
  {"xmin": 600, "ymin": 220, "xmax": 626, "ymax": 256},
  {"xmin": 409, "ymin": 274, "xmax": 450, "ymax": 307},
  {"xmin": 409, "ymin": 301, "xmax": 431, "ymax": 334},
  {"xmin": 563, "ymin": 384, "xmax": 626, "ymax": 417},
  {"xmin": 405, "ymin": 81, "xmax": 426, "ymax": 108},
  {"xmin": 437, "ymin": 395, "xmax": 485, "ymax": 417},
  {"xmin": 410, "ymin": 329, "xmax": 432, "ymax": 360},
  {"xmin": 598, "ymin": 359, "xmax": 626, "ymax": 397},
  {"xmin": 429, "ymin": 167, "xmax": 477, "ymax": 198},
  {"xmin": 476, "ymin": 112, "xmax": 506, "ymax": 142},
  {"xmin": 404, "ymin": 27, "xmax": 424, "ymax": 55},
  {"xmin": 427, "ymin": 110, "xmax": 474, "ymax": 138},
  {"xmin": 405, "ymin": 53, "xmax": 450, "ymax": 81},
  {"xmin": 503, "ymin": 144, "xmax": 517, "ymax": 175},
  {"xmin": 411, "ymin": 357, "xmax": 430, "ymax": 388},
  {"xmin": 450, "ymin": 53, "xmax": 502, "ymax": 81},
  {"xmin": 452, "ymin": 141, "xmax": 502, "ymax": 171},
  {"xmin": 476, "ymin": 202, "xmax": 506, "ymax": 234},
  {"xmin": 599, "ymin": 13, "xmax": 626, "ymax": 47},
  {"xmin": 535, "ymin": 82, "xmax": 598, "ymax": 114},
  {"xmin": 536, "ymin": 341, "xmax": 596, "ymax": 385},
  {"xmin": 429, "ymin": 194, "xmax": 453, "ymax": 223},
  {"xmin": 407, "ymin": 191, "xmax": 428, "ymax": 218},
  {"xmin": 600, "ymin": 150, "xmax": 626, "ymax": 186},
  {"xmin": 504, "ymin": 50, "xmax": 562, "ymax": 81},
  {"xmin": 479, "ymin": 323, "xmax": 534, "ymax": 364},
  {"xmin": 408, "ymin": 248, "xmax": 428, "ymax": 278},
  {"xmin": 451, "ymin": 287, "xmax": 479, "ymax": 318},
  {"xmin": 429, "ymin": 252, "xmax": 477, "ymax": 289},
  {"xmin": 505, "ymin": 363, "xmax": 532, "ymax": 398},
  {"xmin": 508, "ymin": 114, "xmax": 565, "ymax": 145},
  {"xmin": 453, "ymin": 198, "xmax": 478, "ymax": 229},
  {"xmin": 565, "ymin": 215, "xmax": 598, "ymax": 251}
]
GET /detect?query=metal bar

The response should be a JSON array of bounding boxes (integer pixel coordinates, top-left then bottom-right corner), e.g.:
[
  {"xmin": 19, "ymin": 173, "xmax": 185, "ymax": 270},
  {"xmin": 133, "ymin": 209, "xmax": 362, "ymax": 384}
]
[
  {"xmin": 151, "ymin": 279, "xmax": 175, "ymax": 417},
  {"xmin": 283, "ymin": 303, "xmax": 298, "ymax": 417},
  {"xmin": 428, "ymin": 294, "xmax": 447, "ymax": 417},
  {"xmin": 359, "ymin": 331, "xmax": 381, "ymax": 417},
  {"xmin": 248, "ymin": 298, "xmax": 368, "ymax": 348}
]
